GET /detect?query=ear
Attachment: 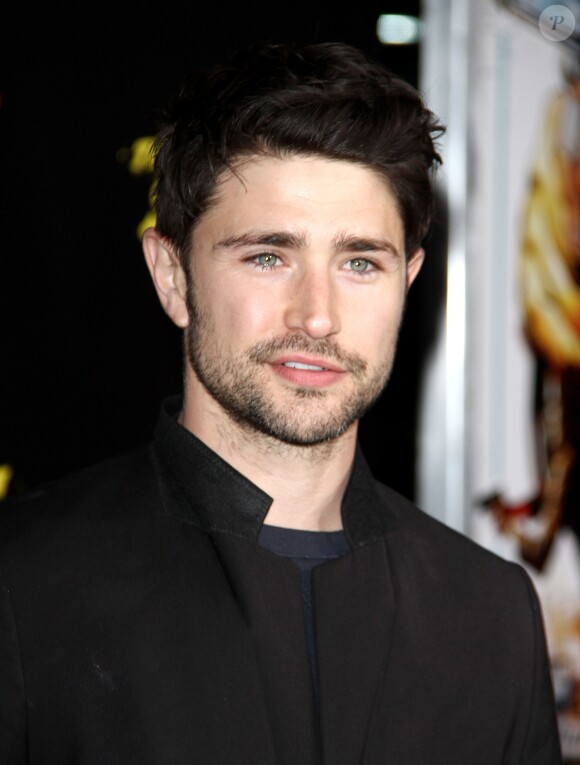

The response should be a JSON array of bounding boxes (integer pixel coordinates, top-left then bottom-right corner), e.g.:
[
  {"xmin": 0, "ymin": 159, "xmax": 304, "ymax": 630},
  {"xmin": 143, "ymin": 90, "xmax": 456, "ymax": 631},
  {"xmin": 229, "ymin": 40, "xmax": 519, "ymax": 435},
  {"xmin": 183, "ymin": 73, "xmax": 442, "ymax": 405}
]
[
  {"xmin": 142, "ymin": 228, "xmax": 190, "ymax": 328},
  {"xmin": 406, "ymin": 247, "xmax": 425, "ymax": 289}
]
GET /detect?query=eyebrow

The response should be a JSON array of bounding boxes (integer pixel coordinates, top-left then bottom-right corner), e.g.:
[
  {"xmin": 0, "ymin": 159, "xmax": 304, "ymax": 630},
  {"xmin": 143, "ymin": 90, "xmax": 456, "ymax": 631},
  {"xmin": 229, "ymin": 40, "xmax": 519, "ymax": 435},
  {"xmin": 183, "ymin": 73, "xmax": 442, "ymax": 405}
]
[
  {"xmin": 214, "ymin": 231, "xmax": 308, "ymax": 250},
  {"xmin": 331, "ymin": 233, "xmax": 401, "ymax": 258},
  {"xmin": 214, "ymin": 229, "xmax": 401, "ymax": 258}
]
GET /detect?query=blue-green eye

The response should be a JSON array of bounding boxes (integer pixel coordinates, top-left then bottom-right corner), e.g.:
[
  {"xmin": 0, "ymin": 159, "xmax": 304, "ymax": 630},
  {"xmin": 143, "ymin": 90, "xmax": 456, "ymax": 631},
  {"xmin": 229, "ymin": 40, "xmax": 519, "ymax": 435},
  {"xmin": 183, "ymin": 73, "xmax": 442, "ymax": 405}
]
[
  {"xmin": 256, "ymin": 253, "xmax": 280, "ymax": 268},
  {"xmin": 348, "ymin": 258, "xmax": 372, "ymax": 272}
]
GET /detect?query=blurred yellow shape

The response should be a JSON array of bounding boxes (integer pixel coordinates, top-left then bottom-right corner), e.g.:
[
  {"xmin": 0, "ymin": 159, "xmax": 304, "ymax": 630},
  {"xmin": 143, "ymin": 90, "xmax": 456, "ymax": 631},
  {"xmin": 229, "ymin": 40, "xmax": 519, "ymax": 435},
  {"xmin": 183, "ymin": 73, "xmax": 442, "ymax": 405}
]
[
  {"xmin": 125, "ymin": 136, "xmax": 157, "ymax": 236},
  {"xmin": 0, "ymin": 465, "xmax": 14, "ymax": 500},
  {"xmin": 128, "ymin": 136, "xmax": 155, "ymax": 175}
]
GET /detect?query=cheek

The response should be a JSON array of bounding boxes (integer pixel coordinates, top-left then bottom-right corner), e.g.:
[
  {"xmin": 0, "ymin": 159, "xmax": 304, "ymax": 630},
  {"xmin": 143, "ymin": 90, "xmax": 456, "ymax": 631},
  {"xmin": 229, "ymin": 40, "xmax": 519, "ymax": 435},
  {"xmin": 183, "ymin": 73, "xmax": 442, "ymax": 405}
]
[
  {"xmin": 355, "ymin": 299, "xmax": 405, "ymax": 359},
  {"xmin": 241, "ymin": 292, "xmax": 280, "ymax": 329},
  {"xmin": 206, "ymin": 282, "xmax": 282, "ymax": 344}
]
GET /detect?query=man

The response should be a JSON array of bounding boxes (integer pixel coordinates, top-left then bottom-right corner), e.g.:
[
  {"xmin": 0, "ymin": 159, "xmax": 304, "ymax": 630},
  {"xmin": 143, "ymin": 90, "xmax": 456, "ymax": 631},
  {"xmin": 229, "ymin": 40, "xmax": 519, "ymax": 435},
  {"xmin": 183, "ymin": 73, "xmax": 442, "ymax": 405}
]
[{"xmin": 0, "ymin": 42, "xmax": 562, "ymax": 764}]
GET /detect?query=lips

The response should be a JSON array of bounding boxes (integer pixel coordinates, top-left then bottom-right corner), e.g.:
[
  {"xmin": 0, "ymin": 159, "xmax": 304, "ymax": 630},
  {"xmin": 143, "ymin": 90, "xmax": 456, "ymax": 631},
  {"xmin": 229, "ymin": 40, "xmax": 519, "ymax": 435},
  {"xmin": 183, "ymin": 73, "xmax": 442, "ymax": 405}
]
[
  {"xmin": 272, "ymin": 354, "xmax": 344, "ymax": 373},
  {"xmin": 270, "ymin": 354, "xmax": 345, "ymax": 387}
]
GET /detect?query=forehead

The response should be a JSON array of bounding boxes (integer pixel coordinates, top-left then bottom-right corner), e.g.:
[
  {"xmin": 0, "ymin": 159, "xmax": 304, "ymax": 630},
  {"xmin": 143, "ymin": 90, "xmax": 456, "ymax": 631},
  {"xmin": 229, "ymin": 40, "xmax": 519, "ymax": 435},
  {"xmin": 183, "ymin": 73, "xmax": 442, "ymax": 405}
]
[{"xmin": 192, "ymin": 154, "xmax": 404, "ymax": 249}]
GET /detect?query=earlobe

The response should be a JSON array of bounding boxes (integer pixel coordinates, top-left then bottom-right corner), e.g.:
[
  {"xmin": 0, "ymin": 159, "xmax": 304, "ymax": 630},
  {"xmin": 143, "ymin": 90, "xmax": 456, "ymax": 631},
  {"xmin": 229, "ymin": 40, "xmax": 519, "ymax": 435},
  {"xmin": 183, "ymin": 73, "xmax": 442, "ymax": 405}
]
[
  {"xmin": 142, "ymin": 227, "xmax": 190, "ymax": 328},
  {"xmin": 406, "ymin": 247, "xmax": 425, "ymax": 289}
]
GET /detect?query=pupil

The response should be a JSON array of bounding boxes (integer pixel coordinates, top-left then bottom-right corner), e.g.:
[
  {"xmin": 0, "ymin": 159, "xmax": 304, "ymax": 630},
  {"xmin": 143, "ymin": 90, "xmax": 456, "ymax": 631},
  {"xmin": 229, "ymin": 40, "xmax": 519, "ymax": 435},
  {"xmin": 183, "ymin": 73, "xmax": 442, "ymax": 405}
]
[{"xmin": 353, "ymin": 259, "xmax": 366, "ymax": 271}]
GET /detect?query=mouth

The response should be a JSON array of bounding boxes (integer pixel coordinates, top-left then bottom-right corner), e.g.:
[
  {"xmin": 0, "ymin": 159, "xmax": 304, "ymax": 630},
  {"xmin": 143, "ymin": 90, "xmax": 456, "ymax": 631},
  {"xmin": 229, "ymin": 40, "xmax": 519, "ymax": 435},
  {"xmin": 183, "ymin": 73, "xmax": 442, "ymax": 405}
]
[
  {"xmin": 273, "ymin": 354, "xmax": 344, "ymax": 373},
  {"xmin": 270, "ymin": 355, "xmax": 345, "ymax": 387}
]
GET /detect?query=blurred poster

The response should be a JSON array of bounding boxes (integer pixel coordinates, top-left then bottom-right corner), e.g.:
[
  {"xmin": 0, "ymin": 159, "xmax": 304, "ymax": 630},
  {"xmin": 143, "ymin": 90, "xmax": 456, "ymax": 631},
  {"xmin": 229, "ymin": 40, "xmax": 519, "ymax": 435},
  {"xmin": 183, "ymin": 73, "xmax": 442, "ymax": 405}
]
[
  {"xmin": 463, "ymin": 0, "xmax": 579, "ymax": 758},
  {"xmin": 485, "ymin": 57, "xmax": 580, "ymax": 756}
]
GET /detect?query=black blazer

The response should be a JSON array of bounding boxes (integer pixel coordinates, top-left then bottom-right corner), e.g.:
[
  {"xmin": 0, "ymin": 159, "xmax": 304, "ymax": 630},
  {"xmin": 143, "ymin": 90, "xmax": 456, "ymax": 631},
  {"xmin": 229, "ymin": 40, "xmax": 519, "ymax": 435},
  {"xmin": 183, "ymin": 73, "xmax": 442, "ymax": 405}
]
[{"xmin": 0, "ymin": 400, "xmax": 562, "ymax": 764}]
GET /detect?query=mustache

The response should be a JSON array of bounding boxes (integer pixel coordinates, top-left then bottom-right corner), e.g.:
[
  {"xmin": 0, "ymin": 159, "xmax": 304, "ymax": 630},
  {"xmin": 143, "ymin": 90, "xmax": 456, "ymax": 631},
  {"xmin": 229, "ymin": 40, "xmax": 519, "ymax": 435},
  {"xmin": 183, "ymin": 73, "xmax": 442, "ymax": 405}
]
[{"xmin": 247, "ymin": 334, "xmax": 368, "ymax": 376}]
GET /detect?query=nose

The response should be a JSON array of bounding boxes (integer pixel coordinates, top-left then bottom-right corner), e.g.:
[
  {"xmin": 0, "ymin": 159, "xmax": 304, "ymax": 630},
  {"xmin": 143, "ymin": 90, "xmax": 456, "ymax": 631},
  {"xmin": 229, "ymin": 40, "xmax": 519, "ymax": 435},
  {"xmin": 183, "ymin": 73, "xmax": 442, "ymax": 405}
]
[{"xmin": 284, "ymin": 267, "xmax": 341, "ymax": 339}]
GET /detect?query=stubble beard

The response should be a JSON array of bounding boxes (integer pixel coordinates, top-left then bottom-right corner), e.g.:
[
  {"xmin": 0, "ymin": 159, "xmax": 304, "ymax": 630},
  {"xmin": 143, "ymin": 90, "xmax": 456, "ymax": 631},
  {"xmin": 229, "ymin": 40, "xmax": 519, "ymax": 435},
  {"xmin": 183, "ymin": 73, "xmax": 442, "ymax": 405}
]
[{"xmin": 185, "ymin": 285, "xmax": 400, "ymax": 447}]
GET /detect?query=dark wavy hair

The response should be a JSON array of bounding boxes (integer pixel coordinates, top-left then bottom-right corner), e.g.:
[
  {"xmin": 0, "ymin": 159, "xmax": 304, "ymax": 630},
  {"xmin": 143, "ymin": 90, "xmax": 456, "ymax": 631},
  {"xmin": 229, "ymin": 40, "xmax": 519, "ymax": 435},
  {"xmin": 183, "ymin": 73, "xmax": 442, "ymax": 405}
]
[{"xmin": 152, "ymin": 42, "xmax": 445, "ymax": 263}]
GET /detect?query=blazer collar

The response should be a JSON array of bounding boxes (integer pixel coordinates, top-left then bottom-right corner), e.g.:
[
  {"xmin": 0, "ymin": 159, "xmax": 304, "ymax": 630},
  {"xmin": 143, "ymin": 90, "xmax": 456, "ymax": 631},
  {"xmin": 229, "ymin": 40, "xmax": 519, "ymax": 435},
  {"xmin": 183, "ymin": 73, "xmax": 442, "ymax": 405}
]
[{"xmin": 152, "ymin": 395, "xmax": 396, "ymax": 546}]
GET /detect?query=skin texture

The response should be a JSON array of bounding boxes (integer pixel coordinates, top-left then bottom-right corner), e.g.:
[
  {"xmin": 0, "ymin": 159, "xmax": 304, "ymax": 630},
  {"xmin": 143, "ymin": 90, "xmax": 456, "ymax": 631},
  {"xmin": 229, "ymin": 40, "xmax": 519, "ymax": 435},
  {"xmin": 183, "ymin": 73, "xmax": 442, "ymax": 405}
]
[{"xmin": 143, "ymin": 154, "xmax": 423, "ymax": 529}]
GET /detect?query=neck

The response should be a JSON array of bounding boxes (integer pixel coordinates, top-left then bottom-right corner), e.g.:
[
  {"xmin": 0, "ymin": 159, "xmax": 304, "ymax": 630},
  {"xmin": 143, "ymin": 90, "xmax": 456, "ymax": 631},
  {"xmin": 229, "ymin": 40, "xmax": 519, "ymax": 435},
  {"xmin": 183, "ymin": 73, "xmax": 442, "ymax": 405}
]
[{"xmin": 180, "ymin": 380, "xmax": 357, "ymax": 532}]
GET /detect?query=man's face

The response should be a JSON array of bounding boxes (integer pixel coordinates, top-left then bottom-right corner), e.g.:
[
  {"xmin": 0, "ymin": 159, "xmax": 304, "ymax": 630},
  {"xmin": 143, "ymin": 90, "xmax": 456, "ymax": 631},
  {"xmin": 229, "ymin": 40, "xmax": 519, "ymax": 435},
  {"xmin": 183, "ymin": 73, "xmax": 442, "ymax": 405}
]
[{"xmin": 183, "ymin": 155, "xmax": 423, "ymax": 446}]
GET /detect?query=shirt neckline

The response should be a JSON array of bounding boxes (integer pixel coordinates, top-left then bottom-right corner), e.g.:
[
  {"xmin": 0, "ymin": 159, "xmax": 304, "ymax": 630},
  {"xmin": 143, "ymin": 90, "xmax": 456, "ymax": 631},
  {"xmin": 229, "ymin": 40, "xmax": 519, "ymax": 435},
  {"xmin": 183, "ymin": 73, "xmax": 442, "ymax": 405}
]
[
  {"xmin": 258, "ymin": 524, "xmax": 351, "ymax": 560},
  {"xmin": 152, "ymin": 394, "xmax": 396, "ymax": 547}
]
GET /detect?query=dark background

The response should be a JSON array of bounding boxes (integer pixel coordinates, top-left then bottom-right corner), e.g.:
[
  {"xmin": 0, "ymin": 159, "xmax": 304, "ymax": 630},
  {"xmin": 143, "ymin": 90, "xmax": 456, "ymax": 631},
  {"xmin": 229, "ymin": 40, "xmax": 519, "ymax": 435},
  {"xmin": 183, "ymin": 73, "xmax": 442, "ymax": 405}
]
[{"xmin": 0, "ymin": 1, "xmax": 446, "ymax": 501}]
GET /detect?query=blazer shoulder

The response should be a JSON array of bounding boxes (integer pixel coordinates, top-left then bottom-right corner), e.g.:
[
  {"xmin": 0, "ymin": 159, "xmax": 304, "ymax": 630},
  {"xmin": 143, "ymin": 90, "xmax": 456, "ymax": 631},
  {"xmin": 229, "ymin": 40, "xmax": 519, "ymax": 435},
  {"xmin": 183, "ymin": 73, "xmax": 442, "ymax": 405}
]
[
  {"xmin": 0, "ymin": 445, "xmax": 159, "ymax": 537},
  {"xmin": 373, "ymin": 478, "xmax": 532, "ymax": 594}
]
